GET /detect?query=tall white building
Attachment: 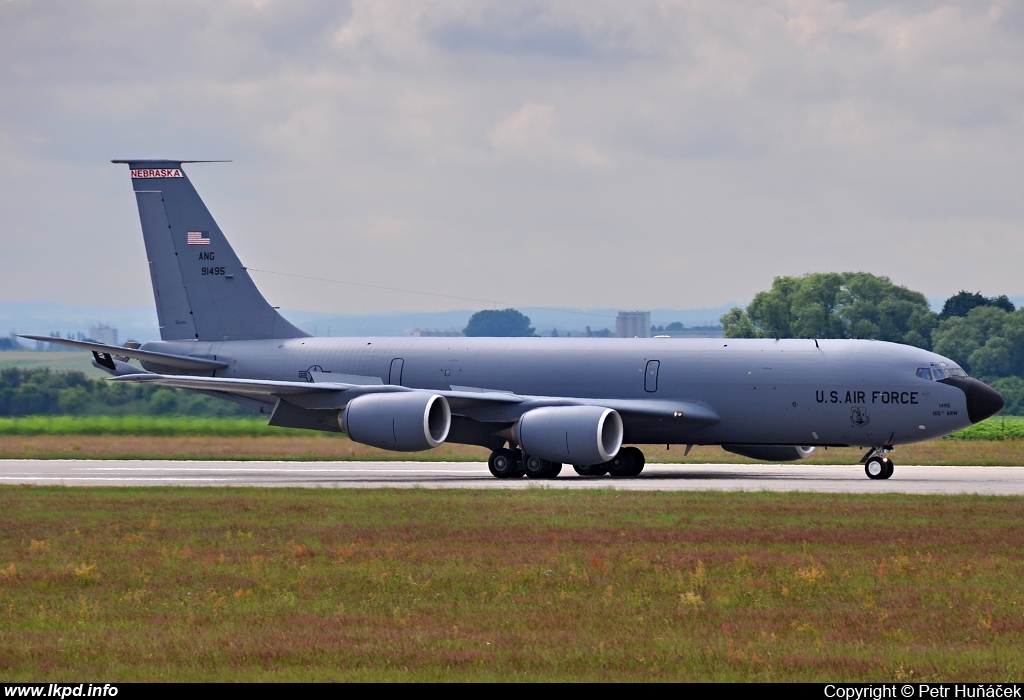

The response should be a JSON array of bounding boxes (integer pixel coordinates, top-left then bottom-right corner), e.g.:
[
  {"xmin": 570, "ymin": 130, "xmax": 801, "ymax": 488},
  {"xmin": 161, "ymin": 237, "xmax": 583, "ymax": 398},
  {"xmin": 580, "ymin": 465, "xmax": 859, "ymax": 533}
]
[
  {"xmin": 88, "ymin": 323, "xmax": 118, "ymax": 346},
  {"xmin": 616, "ymin": 311, "xmax": 651, "ymax": 338}
]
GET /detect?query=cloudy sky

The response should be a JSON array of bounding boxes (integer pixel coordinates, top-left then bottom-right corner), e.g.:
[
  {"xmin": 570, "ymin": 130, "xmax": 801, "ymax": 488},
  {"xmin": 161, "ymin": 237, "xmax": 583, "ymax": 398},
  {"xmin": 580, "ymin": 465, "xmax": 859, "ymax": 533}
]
[{"xmin": 1, "ymin": 0, "xmax": 1022, "ymax": 315}]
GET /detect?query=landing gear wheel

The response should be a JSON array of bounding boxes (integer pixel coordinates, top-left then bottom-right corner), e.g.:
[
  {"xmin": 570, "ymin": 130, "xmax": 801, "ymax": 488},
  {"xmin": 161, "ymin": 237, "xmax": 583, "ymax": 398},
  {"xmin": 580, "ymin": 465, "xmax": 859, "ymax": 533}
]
[
  {"xmin": 573, "ymin": 463, "xmax": 608, "ymax": 476},
  {"xmin": 607, "ymin": 446, "xmax": 646, "ymax": 477},
  {"xmin": 865, "ymin": 456, "xmax": 893, "ymax": 480},
  {"xmin": 488, "ymin": 448, "xmax": 519, "ymax": 479},
  {"xmin": 523, "ymin": 454, "xmax": 559, "ymax": 479}
]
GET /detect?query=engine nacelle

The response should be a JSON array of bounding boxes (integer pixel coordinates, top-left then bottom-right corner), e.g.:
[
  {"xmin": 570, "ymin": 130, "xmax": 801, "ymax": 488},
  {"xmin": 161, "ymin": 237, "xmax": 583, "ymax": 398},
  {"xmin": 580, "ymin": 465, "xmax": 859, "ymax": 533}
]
[
  {"xmin": 514, "ymin": 406, "xmax": 623, "ymax": 466},
  {"xmin": 341, "ymin": 392, "xmax": 451, "ymax": 452},
  {"xmin": 722, "ymin": 445, "xmax": 815, "ymax": 462}
]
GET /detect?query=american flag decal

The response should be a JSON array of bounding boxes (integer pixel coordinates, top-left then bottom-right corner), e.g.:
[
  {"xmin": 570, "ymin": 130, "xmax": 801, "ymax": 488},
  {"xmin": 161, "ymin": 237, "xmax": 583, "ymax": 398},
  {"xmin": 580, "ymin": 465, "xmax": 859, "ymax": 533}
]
[{"xmin": 187, "ymin": 230, "xmax": 211, "ymax": 246}]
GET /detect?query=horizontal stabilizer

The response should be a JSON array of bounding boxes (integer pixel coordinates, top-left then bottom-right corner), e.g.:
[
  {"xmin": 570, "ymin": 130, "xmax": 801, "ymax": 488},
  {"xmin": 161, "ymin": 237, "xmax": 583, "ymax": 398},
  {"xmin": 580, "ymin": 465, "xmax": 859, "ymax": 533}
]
[{"xmin": 20, "ymin": 335, "xmax": 228, "ymax": 371}]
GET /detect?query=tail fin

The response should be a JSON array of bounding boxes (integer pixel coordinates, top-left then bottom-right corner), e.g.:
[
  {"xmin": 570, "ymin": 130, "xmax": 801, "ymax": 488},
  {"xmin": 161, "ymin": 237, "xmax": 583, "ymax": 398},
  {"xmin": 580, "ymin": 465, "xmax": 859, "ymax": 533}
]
[{"xmin": 114, "ymin": 160, "xmax": 307, "ymax": 341}]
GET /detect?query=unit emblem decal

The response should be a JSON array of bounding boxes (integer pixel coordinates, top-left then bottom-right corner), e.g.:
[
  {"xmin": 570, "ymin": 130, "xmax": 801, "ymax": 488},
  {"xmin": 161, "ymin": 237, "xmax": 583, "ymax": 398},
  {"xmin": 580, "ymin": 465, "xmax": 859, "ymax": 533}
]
[{"xmin": 850, "ymin": 407, "xmax": 871, "ymax": 427}]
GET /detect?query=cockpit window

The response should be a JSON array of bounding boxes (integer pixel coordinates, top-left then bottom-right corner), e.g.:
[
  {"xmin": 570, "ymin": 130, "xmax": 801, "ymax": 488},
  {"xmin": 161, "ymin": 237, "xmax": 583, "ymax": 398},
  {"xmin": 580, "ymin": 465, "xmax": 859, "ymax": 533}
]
[{"xmin": 919, "ymin": 366, "xmax": 968, "ymax": 380}]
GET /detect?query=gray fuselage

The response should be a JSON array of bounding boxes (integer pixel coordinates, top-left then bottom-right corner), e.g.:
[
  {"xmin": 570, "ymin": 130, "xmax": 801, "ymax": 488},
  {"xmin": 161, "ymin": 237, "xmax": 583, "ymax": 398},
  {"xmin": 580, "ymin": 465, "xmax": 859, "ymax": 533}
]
[{"xmin": 139, "ymin": 335, "xmax": 974, "ymax": 448}]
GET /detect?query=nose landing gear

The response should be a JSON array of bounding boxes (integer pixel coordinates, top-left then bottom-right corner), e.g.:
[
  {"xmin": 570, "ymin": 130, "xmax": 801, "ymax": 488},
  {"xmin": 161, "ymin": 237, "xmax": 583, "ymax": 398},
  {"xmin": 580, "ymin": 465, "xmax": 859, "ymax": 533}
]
[{"xmin": 863, "ymin": 447, "xmax": 895, "ymax": 480}]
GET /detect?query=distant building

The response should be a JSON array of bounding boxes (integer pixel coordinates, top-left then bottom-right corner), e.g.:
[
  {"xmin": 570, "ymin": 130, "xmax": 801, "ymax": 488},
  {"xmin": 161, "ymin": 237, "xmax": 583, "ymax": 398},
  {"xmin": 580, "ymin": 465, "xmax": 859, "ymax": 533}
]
[
  {"xmin": 88, "ymin": 323, "xmax": 118, "ymax": 346},
  {"xmin": 408, "ymin": 329, "xmax": 464, "ymax": 337},
  {"xmin": 616, "ymin": 311, "xmax": 651, "ymax": 338}
]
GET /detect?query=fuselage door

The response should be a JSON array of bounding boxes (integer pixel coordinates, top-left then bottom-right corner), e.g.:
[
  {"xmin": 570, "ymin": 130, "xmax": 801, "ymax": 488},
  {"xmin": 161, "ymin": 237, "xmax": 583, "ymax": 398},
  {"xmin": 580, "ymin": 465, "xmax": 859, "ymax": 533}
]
[
  {"xmin": 645, "ymin": 360, "xmax": 660, "ymax": 393},
  {"xmin": 389, "ymin": 358, "xmax": 404, "ymax": 386}
]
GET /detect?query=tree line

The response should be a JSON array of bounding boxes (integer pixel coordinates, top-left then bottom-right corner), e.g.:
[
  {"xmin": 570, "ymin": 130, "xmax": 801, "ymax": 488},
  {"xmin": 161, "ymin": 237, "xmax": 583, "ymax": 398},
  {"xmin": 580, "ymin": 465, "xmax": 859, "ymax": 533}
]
[
  {"xmin": 0, "ymin": 368, "xmax": 251, "ymax": 417},
  {"xmin": 722, "ymin": 273, "xmax": 1024, "ymax": 413}
]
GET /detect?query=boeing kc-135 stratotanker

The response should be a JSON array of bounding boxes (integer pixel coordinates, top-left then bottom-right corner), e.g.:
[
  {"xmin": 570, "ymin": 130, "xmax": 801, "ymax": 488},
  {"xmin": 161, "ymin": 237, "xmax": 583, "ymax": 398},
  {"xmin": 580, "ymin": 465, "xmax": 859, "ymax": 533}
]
[{"xmin": 24, "ymin": 161, "xmax": 1005, "ymax": 480}]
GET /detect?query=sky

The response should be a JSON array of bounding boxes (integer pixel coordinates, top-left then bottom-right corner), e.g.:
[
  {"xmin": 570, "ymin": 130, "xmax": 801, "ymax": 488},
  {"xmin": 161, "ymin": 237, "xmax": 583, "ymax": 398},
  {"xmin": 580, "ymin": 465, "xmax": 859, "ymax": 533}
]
[{"xmin": 1, "ymin": 0, "xmax": 1022, "ymax": 315}]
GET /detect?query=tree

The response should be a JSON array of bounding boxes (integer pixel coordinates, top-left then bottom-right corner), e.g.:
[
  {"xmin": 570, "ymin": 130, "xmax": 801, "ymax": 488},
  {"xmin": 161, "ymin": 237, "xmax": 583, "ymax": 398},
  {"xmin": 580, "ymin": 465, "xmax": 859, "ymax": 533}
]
[
  {"xmin": 940, "ymin": 291, "xmax": 1015, "ymax": 319},
  {"xmin": 720, "ymin": 307, "xmax": 757, "ymax": 338},
  {"xmin": 721, "ymin": 272, "xmax": 936, "ymax": 348},
  {"xmin": 991, "ymin": 377, "xmax": 1024, "ymax": 416},
  {"xmin": 931, "ymin": 306, "xmax": 1024, "ymax": 383},
  {"xmin": 464, "ymin": 309, "xmax": 536, "ymax": 337},
  {"xmin": 0, "ymin": 368, "xmax": 253, "ymax": 417}
]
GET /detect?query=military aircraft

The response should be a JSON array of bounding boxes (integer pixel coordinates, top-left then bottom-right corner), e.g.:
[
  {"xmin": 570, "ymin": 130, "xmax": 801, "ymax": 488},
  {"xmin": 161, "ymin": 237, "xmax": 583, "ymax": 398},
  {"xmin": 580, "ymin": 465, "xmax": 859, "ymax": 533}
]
[{"xmin": 24, "ymin": 160, "xmax": 1005, "ymax": 481}]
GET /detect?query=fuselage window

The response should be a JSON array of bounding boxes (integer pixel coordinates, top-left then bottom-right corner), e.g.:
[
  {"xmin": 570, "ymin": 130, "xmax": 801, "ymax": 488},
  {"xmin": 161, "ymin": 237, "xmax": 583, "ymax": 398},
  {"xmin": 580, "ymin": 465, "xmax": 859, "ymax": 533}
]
[{"xmin": 916, "ymin": 367, "xmax": 932, "ymax": 380}]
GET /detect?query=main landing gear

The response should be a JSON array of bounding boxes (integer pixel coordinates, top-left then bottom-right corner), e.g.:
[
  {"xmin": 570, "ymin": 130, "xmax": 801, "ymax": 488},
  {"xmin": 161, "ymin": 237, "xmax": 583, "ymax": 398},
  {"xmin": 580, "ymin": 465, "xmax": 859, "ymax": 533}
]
[
  {"xmin": 863, "ymin": 448, "xmax": 895, "ymax": 480},
  {"xmin": 572, "ymin": 447, "xmax": 645, "ymax": 477},
  {"xmin": 487, "ymin": 446, "xmax": 646, "ymax": 479},
  {"xmin": 487, "ymin": 448, "xmax": 524, "ymax": 478}
]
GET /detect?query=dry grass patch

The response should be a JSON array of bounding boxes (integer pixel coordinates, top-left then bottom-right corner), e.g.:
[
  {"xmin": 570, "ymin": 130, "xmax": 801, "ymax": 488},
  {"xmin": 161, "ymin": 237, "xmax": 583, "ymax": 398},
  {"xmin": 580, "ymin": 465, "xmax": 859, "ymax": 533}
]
[
  {"xmin": 0, "ymin": 487, "xmax": 1022, "ymax": 681},
  {"xmin": 0, "ymin": 435, "xmax": 490, "ymax": 461}
]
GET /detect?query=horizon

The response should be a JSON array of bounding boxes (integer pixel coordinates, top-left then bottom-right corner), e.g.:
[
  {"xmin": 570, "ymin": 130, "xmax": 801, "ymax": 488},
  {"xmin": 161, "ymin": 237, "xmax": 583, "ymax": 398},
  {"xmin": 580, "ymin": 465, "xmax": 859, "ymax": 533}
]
[{"xmin": 4, "ymin": 291, "xmax": 1022, "ymax": 344}]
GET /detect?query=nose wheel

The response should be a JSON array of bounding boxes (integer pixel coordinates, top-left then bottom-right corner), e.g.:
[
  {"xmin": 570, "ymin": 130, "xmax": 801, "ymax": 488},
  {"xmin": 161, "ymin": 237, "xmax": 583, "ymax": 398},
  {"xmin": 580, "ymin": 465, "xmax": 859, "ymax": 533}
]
[{"xmin": 864, "ymin": 455, "xmax": 894, "ymax": 480}]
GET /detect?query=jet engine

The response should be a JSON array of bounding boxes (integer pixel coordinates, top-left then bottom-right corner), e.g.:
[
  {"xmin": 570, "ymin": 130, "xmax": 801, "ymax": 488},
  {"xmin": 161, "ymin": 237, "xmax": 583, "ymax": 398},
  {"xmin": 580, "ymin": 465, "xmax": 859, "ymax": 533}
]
[
  {"xmin": 341, "ymin": 392, "xmax": 451, "ymax": 452},
  {"xmin": 722, "ymin": 445, "xmax": 815, "ymax": 461},
  {"xmin": 514, "ymin": 406, "xmax": 623, "ymax": 466}
]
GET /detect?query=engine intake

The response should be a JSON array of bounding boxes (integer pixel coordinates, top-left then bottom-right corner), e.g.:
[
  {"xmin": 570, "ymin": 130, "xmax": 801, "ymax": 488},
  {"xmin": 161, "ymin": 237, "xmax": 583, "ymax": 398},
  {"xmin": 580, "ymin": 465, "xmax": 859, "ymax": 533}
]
[
  {"xmin": 722, "ymin": 445, "xmax": 815, "ymax": 462},
  {"xmin": 514, "ymin": 406, "xmax": 623, "ymax": 466},
  {"xmin": 341, "ymin": 392, "xmax": 451, "ymax": 452}
]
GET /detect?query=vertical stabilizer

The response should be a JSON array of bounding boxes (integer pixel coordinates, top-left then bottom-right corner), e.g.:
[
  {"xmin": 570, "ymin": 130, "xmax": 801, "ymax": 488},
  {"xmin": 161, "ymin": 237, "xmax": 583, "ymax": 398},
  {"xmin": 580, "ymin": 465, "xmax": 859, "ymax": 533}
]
[{"xmin": 114, "ymin": 160, "xmax": 307, "ymax": 341}]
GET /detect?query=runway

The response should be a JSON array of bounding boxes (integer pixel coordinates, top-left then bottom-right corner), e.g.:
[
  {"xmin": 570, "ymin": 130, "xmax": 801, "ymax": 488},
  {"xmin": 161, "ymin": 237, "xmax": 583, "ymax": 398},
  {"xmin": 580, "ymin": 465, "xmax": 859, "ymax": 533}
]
[{"xmin": 1, "ymin": 460, "xmax": 1023, "ymax": 494}]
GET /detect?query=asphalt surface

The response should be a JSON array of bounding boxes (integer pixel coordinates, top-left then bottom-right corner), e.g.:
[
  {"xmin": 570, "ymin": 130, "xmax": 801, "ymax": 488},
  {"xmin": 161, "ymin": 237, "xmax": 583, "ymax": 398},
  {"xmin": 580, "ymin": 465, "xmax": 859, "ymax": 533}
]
[{"xmin": 1, "ymin": 460, "xmax": 1023, "ymax": 494}]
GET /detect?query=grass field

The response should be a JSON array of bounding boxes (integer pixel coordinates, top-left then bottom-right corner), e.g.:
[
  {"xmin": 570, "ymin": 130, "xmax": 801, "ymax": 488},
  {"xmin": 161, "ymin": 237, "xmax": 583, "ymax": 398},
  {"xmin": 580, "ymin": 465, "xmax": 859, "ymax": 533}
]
[
  {"xmin": 0, "ymin": 416, "xmax": 300, "ymax": 437},
  {"xmin": 0, "ymin": 487, "xmax": 1021, "ymax": 681},
  {"xmin": 0, "ymin": 352, "xmax": 106, "ymax": 378}
]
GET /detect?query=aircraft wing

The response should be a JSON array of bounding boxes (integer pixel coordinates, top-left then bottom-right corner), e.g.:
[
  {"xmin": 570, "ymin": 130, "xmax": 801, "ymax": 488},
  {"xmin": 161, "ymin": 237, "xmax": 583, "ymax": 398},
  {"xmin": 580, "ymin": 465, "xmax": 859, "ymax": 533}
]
[
  {"xmin": 20, "ymin": 335, "xmax": 228, "ymax": 371},
  {"xmin": 108, "ymin": 373, "xmax": 524, "ymax": 408},
  {"xmin": 108, "ymin": 373, "xmax": 357, "ymax": 396},
  {"xmin": 109, "ymin": 373, "xmax": 718, "ymax": 425}
]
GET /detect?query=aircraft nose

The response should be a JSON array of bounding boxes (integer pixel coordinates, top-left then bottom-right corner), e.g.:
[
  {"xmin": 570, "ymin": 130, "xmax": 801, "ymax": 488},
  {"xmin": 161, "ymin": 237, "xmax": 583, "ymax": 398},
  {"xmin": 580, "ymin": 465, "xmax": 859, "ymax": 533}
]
[{"xmin": 939, "ymin": 377, "xmax": 1005, "ymax": 424}]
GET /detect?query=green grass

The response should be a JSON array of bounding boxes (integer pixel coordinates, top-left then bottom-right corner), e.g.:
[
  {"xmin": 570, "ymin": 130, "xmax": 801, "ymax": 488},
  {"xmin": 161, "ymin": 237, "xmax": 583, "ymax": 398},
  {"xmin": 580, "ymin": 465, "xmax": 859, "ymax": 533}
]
[
  {"xmin": 0, "ymin": 351, "xmax": 108, "ymax": 378},
  {"xmin": 0, "ymin": 487, "xmax": 1022, "ymax": 681},
  {"xmin": 944, "ymin": 415, "xmax": 1024, "ymax": 440},
  {"xmin": 0, "ymin": 415, "xmax": 312, "ymax": 437}
]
